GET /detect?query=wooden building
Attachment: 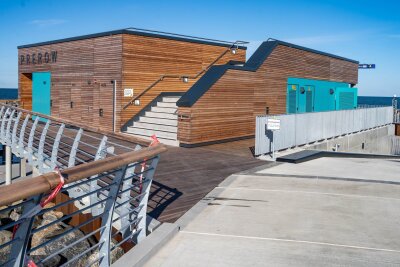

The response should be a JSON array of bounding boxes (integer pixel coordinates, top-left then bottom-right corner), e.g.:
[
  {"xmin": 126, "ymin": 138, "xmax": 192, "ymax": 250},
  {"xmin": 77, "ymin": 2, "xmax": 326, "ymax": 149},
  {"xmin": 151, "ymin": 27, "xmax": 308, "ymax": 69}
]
[
  {"xmin": 176, "ymin": 40, "xmax": 358, "ymax": 146},
  {"xmin": 18, "ymin": 28, "xmax": 246, "ymax": 134},
  {"xmin": 18, "ymin": 29, "xmax": 358, "ymax": 147}
]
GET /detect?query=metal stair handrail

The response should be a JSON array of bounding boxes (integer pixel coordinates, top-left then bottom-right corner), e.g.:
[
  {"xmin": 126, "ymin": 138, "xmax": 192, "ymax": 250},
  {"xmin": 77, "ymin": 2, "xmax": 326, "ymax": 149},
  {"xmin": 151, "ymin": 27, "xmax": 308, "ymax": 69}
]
[{"xmin": 122, "ymin": 40, "xmax": 248, "ymax": 110}]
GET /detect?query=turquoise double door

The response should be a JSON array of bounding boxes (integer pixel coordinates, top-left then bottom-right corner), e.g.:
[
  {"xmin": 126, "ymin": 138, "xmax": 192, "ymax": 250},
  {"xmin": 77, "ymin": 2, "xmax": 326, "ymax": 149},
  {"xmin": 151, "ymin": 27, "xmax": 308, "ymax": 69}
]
[
  {"xmin": 32, "ymin": 72, "xmax": 51, "ymax": 116},
  {"xmin": 287, "ymin": 83, "xmax": 315, "ymax": 114}
]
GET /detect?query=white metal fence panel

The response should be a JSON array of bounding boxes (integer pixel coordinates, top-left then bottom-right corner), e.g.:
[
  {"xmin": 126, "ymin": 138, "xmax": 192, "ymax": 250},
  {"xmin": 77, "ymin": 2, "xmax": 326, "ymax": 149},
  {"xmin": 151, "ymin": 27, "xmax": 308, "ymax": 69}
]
[{"xmin": 255, "ymin": 107, "xmax": 394, "ymax": 156}]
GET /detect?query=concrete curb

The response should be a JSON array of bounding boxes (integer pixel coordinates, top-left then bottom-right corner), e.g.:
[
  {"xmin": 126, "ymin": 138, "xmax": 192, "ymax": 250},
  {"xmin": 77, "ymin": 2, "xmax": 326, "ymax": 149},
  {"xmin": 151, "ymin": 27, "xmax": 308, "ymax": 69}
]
[{"xmin": 112, "ymin": 222, "xmax": 179, "ymax": 267}]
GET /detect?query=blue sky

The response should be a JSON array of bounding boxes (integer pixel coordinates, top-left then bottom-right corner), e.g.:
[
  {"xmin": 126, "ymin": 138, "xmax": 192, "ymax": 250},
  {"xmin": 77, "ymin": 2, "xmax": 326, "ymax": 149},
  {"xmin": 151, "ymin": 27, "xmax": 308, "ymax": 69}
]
[{"xmin": 0, "ymin": 0, "xmax": 399, "ymax": 96}]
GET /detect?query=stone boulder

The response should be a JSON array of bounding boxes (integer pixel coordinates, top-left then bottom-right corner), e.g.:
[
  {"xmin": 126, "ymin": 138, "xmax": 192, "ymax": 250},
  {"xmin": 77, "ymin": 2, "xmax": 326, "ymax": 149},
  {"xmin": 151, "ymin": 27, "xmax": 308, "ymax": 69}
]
[
  {"xmin": 85, "ymin": 239, "xmax": 124, "ymax": 266},
  {"xmin": 0, "ymin": 230, "xmax": 12, "ymax": 265},
  {"xmin": 30, "ymin": 209, "xmax": 90, "ymax": 267}
]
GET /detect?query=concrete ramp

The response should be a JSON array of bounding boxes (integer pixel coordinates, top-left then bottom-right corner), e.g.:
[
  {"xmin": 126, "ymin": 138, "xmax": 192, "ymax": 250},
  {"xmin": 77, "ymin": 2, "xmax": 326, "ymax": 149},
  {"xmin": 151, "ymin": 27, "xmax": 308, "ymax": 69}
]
[{"xmin": 144, "ymin": 158, "xmax": 400, "ymax": 266}]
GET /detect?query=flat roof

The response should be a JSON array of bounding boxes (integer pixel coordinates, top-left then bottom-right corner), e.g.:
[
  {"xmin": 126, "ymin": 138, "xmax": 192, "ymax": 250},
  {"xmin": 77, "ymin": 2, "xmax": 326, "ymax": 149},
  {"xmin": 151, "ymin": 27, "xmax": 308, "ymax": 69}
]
[{"xmin": 18, "ymin": 27, "xmax": 248, "ymax": 49}]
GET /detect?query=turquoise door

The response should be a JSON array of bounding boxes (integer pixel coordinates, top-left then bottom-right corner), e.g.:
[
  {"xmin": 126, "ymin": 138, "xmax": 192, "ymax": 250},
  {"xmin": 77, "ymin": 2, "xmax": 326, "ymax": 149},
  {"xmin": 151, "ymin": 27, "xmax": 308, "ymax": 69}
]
[
  {"xmin": 297, "ymin": 86, "xmax": 307, "ymax": 113},
  {"xmin": 287, "ymin": 84, "xmax": 298, "ymax": 114},
  {"xmin": 32, "ymin": 72, "xmax": 51, "ymax": 116},
  {"xmin": 305, "ymin": 85, "xmax": 315, "ymax": 112}
]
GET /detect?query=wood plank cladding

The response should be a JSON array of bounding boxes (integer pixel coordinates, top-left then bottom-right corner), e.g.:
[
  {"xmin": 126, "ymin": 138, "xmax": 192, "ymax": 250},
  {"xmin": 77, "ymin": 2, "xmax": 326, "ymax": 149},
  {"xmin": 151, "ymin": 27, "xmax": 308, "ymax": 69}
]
[
  {"xmin": 177, "ymin": 44, "xmax": 359, "ymax": 145},
  {"xmin": 18, "ymin": 32, "xmax": 245, "ymax": 132},
  {"xmin": 18, "ymin": 35, "xmax": 122, "ymax": 131},
  {"xmin": 120, "ymin": 34, "xmax": 245, "ymax": 129}
]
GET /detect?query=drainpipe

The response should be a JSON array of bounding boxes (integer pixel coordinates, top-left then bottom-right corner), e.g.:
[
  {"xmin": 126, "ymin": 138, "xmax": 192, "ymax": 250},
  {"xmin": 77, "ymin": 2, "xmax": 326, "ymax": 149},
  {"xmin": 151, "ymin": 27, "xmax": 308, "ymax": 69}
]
[{"xmin": 113, "ymin": 80, "xmax": 117, "ymax": 132}]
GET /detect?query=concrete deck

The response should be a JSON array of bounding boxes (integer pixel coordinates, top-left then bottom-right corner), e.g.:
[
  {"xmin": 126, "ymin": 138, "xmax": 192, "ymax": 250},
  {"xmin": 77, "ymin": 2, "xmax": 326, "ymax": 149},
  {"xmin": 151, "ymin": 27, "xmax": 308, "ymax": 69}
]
[{"xmin": 144, "ymin": 157, "xmax": 400, "ymax": 266}]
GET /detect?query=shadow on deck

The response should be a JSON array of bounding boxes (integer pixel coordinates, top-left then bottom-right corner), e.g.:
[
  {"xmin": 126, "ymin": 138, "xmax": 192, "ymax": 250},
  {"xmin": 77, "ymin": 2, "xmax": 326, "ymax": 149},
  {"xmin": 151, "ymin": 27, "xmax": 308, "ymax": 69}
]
[{"xmin": 148, "ymin": 139, "xmax": 266, "ymax": 223}]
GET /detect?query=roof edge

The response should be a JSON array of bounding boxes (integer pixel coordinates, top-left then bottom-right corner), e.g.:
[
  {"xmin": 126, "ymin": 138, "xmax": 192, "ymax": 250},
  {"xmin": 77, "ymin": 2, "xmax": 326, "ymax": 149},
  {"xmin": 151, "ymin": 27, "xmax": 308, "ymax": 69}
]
[{"xmin": 18, "ymin": 29, "xmax": 248, "ymax": 50}]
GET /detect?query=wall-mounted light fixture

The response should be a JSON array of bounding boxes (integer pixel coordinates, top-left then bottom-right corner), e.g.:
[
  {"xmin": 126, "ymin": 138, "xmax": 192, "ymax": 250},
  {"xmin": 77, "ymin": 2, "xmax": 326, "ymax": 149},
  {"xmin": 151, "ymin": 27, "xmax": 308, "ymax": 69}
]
[
  {"xmin": 329, "ymin": 88, "xmax": 335, "ymax": 95},
  {"xmin": 230, "ymin": 47, "xmax": 237, "ymax": 54},
  {"xmin": 70, "ymin": 101, "xmax": 74, "ymax": 108},
  {"xmin": 134, "ymin": 99, "xmax": 140, "ymax": 106},
  {"xmin": 182, "ymin": 76, "xmax": 189, "ymax": 83}
]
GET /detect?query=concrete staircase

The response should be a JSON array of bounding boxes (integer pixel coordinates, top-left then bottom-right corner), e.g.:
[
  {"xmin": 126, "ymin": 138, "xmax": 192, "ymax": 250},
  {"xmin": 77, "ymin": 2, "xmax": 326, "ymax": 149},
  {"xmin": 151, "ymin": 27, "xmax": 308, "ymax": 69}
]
[{"xmin": 125, "ymin": 96, "xmax": 180, "ymax": 146}]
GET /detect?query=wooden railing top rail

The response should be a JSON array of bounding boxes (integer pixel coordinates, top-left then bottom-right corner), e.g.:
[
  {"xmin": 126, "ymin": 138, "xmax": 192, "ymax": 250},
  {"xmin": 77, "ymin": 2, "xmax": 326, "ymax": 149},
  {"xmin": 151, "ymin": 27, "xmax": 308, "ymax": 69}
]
[
  {"xmin": 0, "ymin": 103, "xmax": 152, "ymax": 146},
  {"xmin": 0, "ymin": 144, "xmax": 167, "ymax": 206}
]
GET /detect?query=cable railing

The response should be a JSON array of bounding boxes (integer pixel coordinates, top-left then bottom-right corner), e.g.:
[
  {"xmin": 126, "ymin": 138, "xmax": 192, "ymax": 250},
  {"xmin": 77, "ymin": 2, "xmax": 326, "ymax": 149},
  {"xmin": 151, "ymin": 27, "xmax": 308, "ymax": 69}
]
[
  {"xmin": 122, "ymin": 40, "xmax": 248, "ymax": 110},
  {"xmin": 0, "ymin": 144, "xmax": 167, "ymax": 266}
]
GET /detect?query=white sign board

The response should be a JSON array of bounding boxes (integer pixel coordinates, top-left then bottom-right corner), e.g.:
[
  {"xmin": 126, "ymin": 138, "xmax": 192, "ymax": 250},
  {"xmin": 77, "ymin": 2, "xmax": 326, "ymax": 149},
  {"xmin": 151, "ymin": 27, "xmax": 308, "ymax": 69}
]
[
  {"xmin": 124, "ymin": 88, "xmax": 134, "ymax": 97},
  {"xmin": 267, "ymin": 118, "xmax": 280, "ymax": 130}
]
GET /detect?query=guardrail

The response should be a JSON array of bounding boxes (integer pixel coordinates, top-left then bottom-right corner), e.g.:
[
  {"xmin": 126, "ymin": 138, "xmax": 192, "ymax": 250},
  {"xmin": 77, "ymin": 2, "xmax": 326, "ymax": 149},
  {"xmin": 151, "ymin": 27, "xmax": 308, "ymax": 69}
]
[
  {"xmin": 0, "ymin": 145, "xmax": 166, "ymax": 266},
  {"xmin": 0, "ymin": 104, "xmax": 167, "ymax": 266},
  {"xmin": 0, "ymin": 103, "xmax": 151, "ymax": 184},
  {"xmin": 255, "ymin": 107, "xmax": 394, "ymax": 156}
]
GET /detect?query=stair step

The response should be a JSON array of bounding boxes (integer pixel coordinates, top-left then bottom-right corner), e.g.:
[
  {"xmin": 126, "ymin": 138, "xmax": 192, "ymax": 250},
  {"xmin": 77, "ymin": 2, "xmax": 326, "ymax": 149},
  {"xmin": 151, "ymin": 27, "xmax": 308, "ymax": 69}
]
[
  {"xmin": 126, "ymin": 127, "xmax": 177, "ymax": 140},
  {"xmin": 133, "ymin": 122, "xmax": 177, "ymax": 133},
  {"xmin": 151, "ymin": 106, "xmax": 177, "ymax": 114},
  {"xmin": 157, "ymin": 102, "xmax": 177, "ymax": 108},
  {"xmin": 139, "ymin": 116, "xmax": 177, "ymax": 126},
  {"xmin": 145, "ymin": 111, "xmax": 177, "ymax": 120},
  {"xmin": 162, "ymin": 96, "xmax": 181, "ymax": 103}
]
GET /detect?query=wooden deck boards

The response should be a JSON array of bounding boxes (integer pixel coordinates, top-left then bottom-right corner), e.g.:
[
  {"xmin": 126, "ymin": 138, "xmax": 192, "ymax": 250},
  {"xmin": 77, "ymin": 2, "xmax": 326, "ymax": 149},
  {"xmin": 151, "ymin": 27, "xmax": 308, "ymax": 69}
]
[{"xmin": 148, "ymin": 139, "xmax": 266, "ymax": 223}]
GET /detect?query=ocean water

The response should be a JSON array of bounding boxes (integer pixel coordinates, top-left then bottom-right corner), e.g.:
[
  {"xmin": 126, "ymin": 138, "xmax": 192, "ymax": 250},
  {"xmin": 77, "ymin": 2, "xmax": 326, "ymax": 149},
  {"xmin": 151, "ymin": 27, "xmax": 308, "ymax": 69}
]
[
  {"xmin": 0, "ymin": 88, "xmax": 18, "ymax": 100},
  {"xmin": 358, "ymin": 96, "xmax": 400, "ymax": 109}
]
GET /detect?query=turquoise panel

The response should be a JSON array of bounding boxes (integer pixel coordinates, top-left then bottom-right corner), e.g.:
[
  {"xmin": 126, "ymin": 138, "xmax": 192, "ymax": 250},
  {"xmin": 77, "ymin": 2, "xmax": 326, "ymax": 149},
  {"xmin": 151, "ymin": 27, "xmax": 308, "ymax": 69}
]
[
  {"xmin": 32, "ymin": 72, "xmax": 51, "ymax": 116},
  {"xmin": 336, "ymin": 87, "xmax": 358, "ymax": 110},
  {"xmin": 287, "ymin": 84, "xmax": 298, "ymax": 114},
  {"xmin": 287, "ymin": 77, "xmax": 357, "ymax": 113}
]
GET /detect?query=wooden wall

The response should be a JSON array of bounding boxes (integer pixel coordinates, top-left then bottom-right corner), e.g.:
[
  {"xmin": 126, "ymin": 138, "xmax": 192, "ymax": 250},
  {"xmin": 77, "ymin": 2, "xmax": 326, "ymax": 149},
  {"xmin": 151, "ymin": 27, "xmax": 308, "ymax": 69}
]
[
  {"xmin": 177, "ymin": 44, "xmax": 359, "ymax": 145},
  {"xmin": 18, "ymin": 33, "xmax": 245, "ymax": 132},
  {"xmin": 18, "ymin": 35, "xmax": 122, "ymax": 132},
  {"xmin": 120, "ymin": 34, "xmax": 246, "ymax": 129},
  {"xmin": 395, "ymin": 124, "xmax": 400, "ymax": 136}
]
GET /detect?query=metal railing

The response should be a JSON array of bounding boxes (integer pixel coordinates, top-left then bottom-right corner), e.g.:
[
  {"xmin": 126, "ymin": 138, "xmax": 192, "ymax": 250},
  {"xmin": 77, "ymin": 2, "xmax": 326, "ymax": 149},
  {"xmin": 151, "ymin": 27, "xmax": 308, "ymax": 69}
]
[
  {"xmin": 255, "ymin": 107, "xmax": 394, "ymax": 156},
  {"xmin": 395, "ymin": 109, "xmax": 400, "ymax": 123},
  {"xmin": 0, "ymin": 144, "xmax": 167, "ymax": 266},
  {"xmin": 122, "ymin": 40, "xmax": 248, "ymax": 110},
  {"xmin": 0, "ymin": 103, "xmax": 168, "ymax": 266}
]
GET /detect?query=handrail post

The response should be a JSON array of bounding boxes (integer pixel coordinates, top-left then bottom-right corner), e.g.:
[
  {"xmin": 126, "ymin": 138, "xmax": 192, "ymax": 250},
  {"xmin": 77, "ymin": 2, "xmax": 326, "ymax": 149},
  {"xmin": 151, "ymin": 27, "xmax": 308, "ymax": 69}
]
[
  {"xmin": 11, "ymin": 111, "xmax": 22, "ymax": 152},
  {"xmin": 27, "ymin": 116, "xmax": 39, "ymax": 166},
  {"xmin": 18, "ymin": 115, "xmax": 30, "ymax": 157},
  {"xmin": 98, "ymin": 165, "xmax": 128, "ymax": 267},
  {"xmin": 66, "ymin": 128, "xmax": 83, "ymax": 198},
  {"xmin": 50, "ymin": 123, "xmax": 65, "ymax": 169},
  {"xmin": 1, "ymin": 108, "xmax": 11, "ymax": 142},
  {"xmin": 68, "ymin": 128, "xmax": 83, "ymax": 167},
  {"xmin": 5, "ymin": 110, "xmax": 16, "ymax": 145},
  {"xmin": 120, "ymin": 144, "xmax": 141, "ymax": 239},
  {"xmin": 90, "ymin": 135, "xmax": 108, "ymax": 216},
  {"xmin": 36, "ymin": 119, "xmax": 51, "ymax": 173},
  {"xmin": 134, "ymin": 154, "xmax": 159, "ymax": 243},
  {"xmin": 8, "ymin": 195, "xmax": 42, "ymax": 267}
]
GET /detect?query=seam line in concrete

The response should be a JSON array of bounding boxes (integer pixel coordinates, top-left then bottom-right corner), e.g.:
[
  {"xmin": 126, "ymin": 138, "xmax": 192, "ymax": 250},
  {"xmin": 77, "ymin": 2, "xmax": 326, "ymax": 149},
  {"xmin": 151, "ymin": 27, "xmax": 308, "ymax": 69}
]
[
  {"xmin": 180, "ymin": 231, "xmax": 400, "ymax": 254},
  {"xmin": 248, "ymin": 172, "xmax": 400, "ymax": 185},
  {"xmin": 215, "ymin": 187, "xmax": 400, "ymax": 201}
]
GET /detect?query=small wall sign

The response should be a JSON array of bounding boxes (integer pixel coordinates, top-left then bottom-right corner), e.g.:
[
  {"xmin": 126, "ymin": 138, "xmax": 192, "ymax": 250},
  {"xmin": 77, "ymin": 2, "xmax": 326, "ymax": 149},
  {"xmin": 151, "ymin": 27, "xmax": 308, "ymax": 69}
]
[
  {"xmin": 267, "ymin": 118, "xmax": 280, "ymax": 131},
  {"xmin": 124, "ymin": 88, "xmax": 134, "ymax": 97}
]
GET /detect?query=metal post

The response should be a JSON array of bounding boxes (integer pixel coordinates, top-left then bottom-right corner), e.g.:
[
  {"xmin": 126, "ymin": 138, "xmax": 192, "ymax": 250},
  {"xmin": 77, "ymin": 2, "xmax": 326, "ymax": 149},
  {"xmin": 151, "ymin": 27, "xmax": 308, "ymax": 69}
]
[
  {"xmin": 113, "ymin": 80, "xmax": 117, "ymax": 133},
  {"xmin": 20, "ymin": 157, "xmax": 27, "ymax": 177},
  {"xmin": 98, "ymin": 165, "xmax": 128, "ymax": 267},
  {"xmin": 90, "ymin": 135, "xmax": 108, "ymax": 216},
  {"xmin": 5, "ymin": 145, "xmax": 12, "ymax": 185},
  {"xmin": 271, "ymin": 131, "xmax": 275, "ymax": 160},
  {"xmin": 134, "ymin": 155, "xmax": 159, "ymax": 243}
]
